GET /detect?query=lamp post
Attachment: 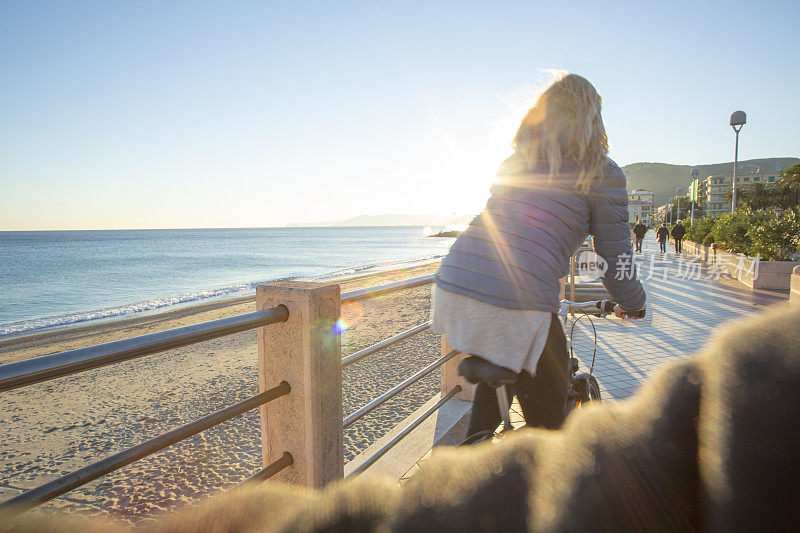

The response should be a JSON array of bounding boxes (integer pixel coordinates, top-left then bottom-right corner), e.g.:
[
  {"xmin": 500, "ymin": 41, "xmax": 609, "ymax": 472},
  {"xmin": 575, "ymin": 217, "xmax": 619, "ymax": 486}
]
[
  {"xmin": 730, "ymin": 110, "xmax": 746, "ymax": 213},
  {"xmin": 675, "ymin": 187, "xmax": 683, "ymax": 223},
  {"xmin": 690, "ymin": 168, "xmax": 699, "ymax": 225}
]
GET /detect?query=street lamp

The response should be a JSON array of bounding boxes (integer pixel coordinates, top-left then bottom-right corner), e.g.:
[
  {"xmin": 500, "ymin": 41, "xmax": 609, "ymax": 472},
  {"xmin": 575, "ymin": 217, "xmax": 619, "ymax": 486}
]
[
  {"xmin": 675, "ymin": 187, "xmax": 683, "ymax": 223},
  {"xmin": 690, "ymin": 168, "xmax": 699, "ymax": 225},
  {"xmin": 730, "ymin": 110, "xmax": 746, "ymax": 212}
]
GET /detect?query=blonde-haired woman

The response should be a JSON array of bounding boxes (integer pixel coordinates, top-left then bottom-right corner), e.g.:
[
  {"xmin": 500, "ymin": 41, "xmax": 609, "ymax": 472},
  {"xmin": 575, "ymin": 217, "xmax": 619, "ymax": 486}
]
[{"xmin": 433, "ymin": 74, "xmax": 646, "ymax": 437}]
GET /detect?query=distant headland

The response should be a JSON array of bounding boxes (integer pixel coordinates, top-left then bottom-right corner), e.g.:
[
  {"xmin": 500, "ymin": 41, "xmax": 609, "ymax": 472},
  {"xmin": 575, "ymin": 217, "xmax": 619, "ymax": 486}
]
[{"xmin": 428, "ymin": 230, "xmax": 462, "ymax": 238}]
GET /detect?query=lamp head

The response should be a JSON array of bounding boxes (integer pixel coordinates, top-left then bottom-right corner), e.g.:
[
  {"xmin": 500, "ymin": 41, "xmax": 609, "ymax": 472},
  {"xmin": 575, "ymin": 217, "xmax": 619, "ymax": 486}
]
[
  {"xmin": 691, "ymin": 168, "xmax": 699, "ymax": 178},
  {"xmin": 730, "ymin": 110, "xmax": 746, "ymax": 127}
]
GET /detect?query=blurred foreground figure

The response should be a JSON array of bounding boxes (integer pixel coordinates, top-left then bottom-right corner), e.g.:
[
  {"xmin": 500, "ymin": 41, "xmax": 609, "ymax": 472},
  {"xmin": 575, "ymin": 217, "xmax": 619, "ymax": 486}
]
[{"xmin": 4, "ymin": 301, "xmax": 799, "ymax": 532}]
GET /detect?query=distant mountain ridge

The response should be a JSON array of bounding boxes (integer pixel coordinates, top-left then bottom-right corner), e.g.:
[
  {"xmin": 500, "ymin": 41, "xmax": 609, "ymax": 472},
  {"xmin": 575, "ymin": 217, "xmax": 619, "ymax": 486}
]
[
  {"xmin": 287, "ymin": 213, "xmax": 474, "ymax": 227},
  {"xmin": 622, "ymin": 157, "xmax": 798, "ymax": 206}
]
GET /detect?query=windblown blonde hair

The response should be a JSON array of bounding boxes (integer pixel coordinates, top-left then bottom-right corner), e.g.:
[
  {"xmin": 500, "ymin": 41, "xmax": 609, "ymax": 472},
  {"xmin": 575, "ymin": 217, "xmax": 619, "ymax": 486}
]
[{"xmin": 512, "ymin": 73, "xmax": 609, "ymax": 191}]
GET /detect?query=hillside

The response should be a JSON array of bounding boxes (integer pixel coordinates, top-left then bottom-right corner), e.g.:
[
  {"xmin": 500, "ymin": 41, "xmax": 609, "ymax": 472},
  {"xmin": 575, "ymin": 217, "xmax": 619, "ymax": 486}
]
[{"xmin": 622, "ymin": 157, "xmax": 798, "ymax": 206}]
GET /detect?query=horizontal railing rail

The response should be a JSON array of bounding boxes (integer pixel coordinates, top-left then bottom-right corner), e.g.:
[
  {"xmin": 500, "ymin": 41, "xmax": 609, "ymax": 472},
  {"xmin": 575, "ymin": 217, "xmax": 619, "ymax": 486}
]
[
  {"xmin": 240, "ymin": 452, "xmax": 294, "ymax": 486},
  {"xmin": 336, "ymin": 267, "xmax": 469, "ymax": 478},
  {"xmin": 0, "ymin": 306, "xmax": 289, "ymax": 393},
  {"xmin": 342, "ymin": 321, "xmax": 431, "ymax": 368},
  {"xmin": 0, "ymin": 381, "xmax": 291, "ymax": 513},
  {"xmin": 343, "ymin": 349, "xmax": 458, "ymax": 429},
  {"xmin": 340, "ymin": 274, "xmax": 434, "ymax": 303},
  {"xmin": 347, "ymin": 385, "xmax": 462, "ymax": 477}
]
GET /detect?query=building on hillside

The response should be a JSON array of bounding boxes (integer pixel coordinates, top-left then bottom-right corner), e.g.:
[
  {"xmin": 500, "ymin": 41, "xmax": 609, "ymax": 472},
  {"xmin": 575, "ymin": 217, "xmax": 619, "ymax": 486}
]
[
  {"xmin": 629, "ymin": 189, "xmax": 654, "ymax": 204},
  {"xmin": 687, "ymin": 178, "xmax": 707, "ymax": 213},
  {"xmin": 704, "ymin": 171, "xmax": 781, "ymax": 217},
  {"xmin": 628, "ymin": 200, "xmax": 653, "ymax": 226},
  {"xmin": 654, "ymin": 203, "xmax": 672, "ymax": 225},
  {"xmin": 627, "ymin": 189, "xmax": 654, "ymax": 225},
  {"xmin": 705, "ymin": 175, "xmax": 729, "ymax": 217}
]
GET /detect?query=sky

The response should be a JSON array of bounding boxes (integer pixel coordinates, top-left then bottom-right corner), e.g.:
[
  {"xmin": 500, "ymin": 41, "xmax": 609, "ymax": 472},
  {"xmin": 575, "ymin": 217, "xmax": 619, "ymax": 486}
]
[{"xmin": 1, "ymin": 0, "xmax": 798, "ymax": 230}]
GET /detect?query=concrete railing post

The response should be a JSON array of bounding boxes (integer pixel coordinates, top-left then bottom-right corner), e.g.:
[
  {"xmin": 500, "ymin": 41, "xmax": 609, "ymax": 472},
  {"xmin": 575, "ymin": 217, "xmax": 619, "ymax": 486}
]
[
  {"xmin": 256, "ymin": 281, "xmax": 343, "ymax": 487},
  {"xmin": 440, "ymin": 335, "xmax": 475, "ymax": 401},
  {"xmin": 791, "ymin": 266, "xmax": 800, "ymax": 302}
]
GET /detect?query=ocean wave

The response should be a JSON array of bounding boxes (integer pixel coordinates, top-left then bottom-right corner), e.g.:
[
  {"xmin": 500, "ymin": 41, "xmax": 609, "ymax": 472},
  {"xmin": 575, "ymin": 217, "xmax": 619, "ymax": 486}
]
[
  {"xmin": 0, "ymin": 255, "xmax": 445, "ymax": 339},
  {"xmin": 0, "ymin": 285, "xmax": 250, "ymax": 338},
  {"xmin": 309, "ymin": 254, "xmax": 445, "ymax": 281}
]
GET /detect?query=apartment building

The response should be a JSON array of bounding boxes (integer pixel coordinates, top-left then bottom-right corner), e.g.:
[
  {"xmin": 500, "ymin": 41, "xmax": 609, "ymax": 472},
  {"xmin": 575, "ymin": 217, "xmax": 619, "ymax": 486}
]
[
  {"xmin": 654, "ymin": 203, "xmax": 672, "ymax": 225},
  {"xmin": 704, "ymin": 172, "xmax": 780, "ymax": 216},
  {"xmin": 687, "ymin": 177, "xmax": 707, "ymax": 211},
  {"xmin": 627, "ymin": 189, "xmax": 654, "ymax": 225}
]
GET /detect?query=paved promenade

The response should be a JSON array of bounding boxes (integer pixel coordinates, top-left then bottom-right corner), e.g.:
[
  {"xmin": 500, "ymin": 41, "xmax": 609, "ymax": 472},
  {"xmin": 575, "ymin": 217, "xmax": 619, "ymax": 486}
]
[
  {"xmin": 575, "ymin": 233, "xmax": 787, "ymax": 401},
  {"xmin": 402, "ymin": 233, "xmax": 789, "ymax": 481}
]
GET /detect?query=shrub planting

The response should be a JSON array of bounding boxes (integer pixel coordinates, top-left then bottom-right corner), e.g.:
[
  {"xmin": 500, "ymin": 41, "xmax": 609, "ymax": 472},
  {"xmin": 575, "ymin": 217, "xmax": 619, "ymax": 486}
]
[{"xmin": 681, "ymin": 207, "xmax": 800, "ymax": 260}]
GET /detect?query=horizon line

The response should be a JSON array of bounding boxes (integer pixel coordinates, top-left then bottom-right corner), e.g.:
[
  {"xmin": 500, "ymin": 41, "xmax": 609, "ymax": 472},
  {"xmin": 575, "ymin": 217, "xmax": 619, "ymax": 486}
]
[{"xmin": 0, "ymin": 224, "xmax": 445, "ymax": 233}]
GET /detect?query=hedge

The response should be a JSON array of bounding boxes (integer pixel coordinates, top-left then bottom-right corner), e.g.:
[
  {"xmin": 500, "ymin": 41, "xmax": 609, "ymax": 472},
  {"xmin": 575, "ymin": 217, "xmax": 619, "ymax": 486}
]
[{"xmin": 683, "ymin": 207, "xmax": 800, "ymax": 261}]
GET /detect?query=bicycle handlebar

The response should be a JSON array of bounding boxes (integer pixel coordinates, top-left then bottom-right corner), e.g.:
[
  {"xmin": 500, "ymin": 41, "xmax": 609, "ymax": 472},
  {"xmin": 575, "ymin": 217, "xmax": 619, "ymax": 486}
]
[
  {"xmin": 560, "ymin": 299, "xmax": 646, "ymax": 319},
  {"xmin": 607, "ymin": 300, "xmax": 646, "ymax": 319}
]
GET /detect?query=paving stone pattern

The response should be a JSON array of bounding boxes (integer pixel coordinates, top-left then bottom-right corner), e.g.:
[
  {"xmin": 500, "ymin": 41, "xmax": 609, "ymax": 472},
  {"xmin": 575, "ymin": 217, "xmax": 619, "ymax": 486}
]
[{"xmin": 572, "ymin": 233, "xmax": 787, "ymax": 401}]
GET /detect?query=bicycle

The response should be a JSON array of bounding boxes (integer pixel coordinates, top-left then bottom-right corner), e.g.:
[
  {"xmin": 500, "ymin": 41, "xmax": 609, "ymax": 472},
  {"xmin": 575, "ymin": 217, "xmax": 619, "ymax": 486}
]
[{"xmin": 458, "ymin": 299, "xmax": 645, "ymax": 445}]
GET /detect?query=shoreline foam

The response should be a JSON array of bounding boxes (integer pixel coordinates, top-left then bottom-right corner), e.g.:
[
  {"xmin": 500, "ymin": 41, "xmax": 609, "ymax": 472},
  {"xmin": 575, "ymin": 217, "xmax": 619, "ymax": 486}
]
[{"xmin": 0, "ymin": 254, "xmax": 445, "ymax": 340}]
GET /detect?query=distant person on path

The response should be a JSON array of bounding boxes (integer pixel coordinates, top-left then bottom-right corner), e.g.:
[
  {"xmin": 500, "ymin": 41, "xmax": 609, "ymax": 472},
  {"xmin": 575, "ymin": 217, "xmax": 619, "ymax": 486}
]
[
  {"xmin": 671, "ymin": 219, "xmax": 686, "ymax": 253},
  {"xmin": 632, "ymin": 219, "xmax": 647, "ymax": 253},
  {"xmin": 656, "ymin": 223, "xmax": 669, "ymax": 253},
  {"xmin": 432, "ymin": 74, "xmax": 646, "ymax": 439}
]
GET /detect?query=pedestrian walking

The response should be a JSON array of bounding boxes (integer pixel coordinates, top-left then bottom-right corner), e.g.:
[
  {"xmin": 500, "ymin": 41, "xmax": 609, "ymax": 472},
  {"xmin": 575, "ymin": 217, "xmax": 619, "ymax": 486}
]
[
  {"xmin": 656, "ymin": 223, "xmax": 669, "ymax": 254},
  {"xmin": 632, "ymin": 219, "xmax": 647, "ymax": 253},
  {"xmin": 671, "ymin": 220, "xmax": 686, "ymax": 253}
]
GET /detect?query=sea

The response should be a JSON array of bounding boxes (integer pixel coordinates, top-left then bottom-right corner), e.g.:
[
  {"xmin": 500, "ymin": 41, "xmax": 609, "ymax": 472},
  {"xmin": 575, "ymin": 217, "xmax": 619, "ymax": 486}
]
[{"xmin": 0, "ymin": 227, "xmax": 455, "ymax": 338}]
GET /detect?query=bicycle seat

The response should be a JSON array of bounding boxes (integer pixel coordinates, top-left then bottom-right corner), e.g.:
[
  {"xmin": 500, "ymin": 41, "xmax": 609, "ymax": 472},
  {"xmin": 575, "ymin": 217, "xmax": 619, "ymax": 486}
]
[{"xmin": 458, "ymin": 356, "xmax": 518, "ymax": 388}]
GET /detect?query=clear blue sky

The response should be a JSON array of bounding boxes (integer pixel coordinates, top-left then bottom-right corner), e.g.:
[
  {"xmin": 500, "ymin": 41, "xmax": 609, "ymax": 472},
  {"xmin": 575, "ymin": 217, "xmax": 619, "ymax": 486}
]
[{"xmin": 1, "ymin": 0, "xmax": 798, "ymax": 230}]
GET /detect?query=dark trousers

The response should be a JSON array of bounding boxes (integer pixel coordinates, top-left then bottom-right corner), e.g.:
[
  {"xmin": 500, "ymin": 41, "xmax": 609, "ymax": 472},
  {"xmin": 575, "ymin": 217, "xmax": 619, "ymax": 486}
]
[
  {"xmin": 634, "ymin": 238, "xmax": 643, "ymax": 252},
  {"xmin": 659, "ymin": 239, "xmax": 667, "ymax": 253},
  {"xmin": 467, "ymin": 315, "xmax": 569, "ymax": 437},
  {"xmin": 674, "ymin": 239, "xmax": 682, "ymax": 253}
]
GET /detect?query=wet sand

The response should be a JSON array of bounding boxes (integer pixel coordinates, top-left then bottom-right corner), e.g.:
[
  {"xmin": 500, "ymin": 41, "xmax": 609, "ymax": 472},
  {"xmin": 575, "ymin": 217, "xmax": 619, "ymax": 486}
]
[{"xmin": 0, "ymin": 263, "xmax": 442, "ymax": 522}]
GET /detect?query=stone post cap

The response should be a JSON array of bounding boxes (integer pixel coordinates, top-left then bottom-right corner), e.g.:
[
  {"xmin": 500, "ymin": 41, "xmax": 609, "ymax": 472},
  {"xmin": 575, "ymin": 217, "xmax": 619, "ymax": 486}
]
[
  {"xmin": 256, "ymin": 280, "xmax": 337, "ymax": 293},
  {"xmin": 793, "ymin": 265, "xmax": 800, "ymax": 275}
]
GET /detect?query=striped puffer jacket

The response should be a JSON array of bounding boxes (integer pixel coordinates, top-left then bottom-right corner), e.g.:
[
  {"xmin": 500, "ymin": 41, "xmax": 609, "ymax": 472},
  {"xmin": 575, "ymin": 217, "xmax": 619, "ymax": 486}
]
[{"xmin": 435, "ymin": 154, "xmax": 646, "ymax": 313}]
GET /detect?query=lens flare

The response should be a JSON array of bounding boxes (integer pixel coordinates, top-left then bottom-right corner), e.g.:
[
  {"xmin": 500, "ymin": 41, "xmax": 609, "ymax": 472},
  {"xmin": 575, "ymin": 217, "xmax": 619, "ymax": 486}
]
[{"xmin": 333, "ymin": 319, "xmax": 349, "ymax": 335}]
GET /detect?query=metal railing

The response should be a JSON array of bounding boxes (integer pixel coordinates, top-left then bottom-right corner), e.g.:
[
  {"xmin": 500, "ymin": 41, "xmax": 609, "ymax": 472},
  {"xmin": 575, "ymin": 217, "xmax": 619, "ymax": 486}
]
[
  {"xmin": 4, "ymin": 382, "xmax": 291, "ymax": 513},
  {"xmin": 347, "ymin": 385, "xmax": 461, "ymax": 477},
  {"xmin": 1, "ymin": 267, "xmax": 453, "ymax": 514},
  {"xmin": 342, "ymin": 321, "xmax": 431, "ymax": 368},
  {"xmin": 0, "ymin": 306, "xmax": 289, "ymax": 393},
  {"xmin": 340, "ymin": 273, "xmax": 435, "ymax": 303},
  {"xmin": 569, "ymin": 239, "xmax": 595, "ymax": 302},
  {"xmin": 0, "ymin": 304, "xmax": 292, "ymax": 514},
  {"xmin": 240, "ymin": 451, "xmax": 294, "ymax": 485},
  {"xmin": 339, "ymin": 271, "xmax": 462, "ymax": 476},
  {"xmin": 343, "ymin": 349, "xmax": 458, "ymax": 428}
]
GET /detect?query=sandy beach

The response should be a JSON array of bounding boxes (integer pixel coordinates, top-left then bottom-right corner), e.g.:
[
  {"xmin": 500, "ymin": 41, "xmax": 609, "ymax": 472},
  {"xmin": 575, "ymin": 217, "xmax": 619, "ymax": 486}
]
[{"xmin": 0, "ymin": 263, "xmax": 442, "ymax": 522}]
